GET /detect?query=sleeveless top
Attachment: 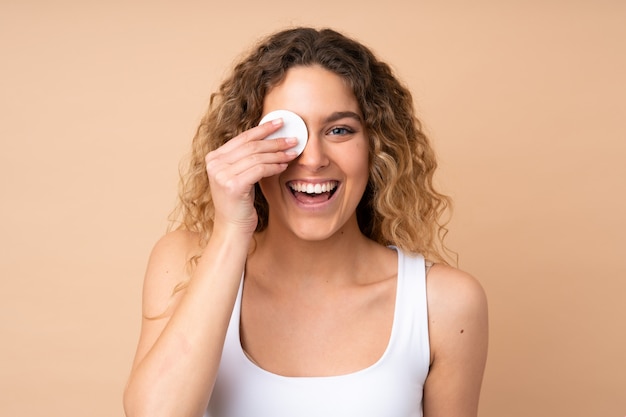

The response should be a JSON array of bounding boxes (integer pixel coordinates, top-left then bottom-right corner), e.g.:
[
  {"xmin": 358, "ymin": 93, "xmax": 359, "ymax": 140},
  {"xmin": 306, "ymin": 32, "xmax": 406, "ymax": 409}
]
[{"xmin": 205, "ymin": 248, "xmax": 430, "ymax": 417}]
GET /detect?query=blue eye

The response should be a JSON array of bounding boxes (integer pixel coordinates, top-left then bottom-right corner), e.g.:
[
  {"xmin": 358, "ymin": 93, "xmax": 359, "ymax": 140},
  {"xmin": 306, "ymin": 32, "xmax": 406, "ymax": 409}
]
[{"xmin": 329, "ymin": 127, "xmax": 353, "ymax": 135}]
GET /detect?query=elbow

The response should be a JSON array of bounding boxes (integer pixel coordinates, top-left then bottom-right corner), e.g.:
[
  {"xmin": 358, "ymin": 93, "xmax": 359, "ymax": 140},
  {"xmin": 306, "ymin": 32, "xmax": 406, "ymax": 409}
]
[
  {"xmin": 122, "ymin": 381, "xmax": 141, "ymax": 417},
  {"xmin": 123, "ymin": 379, "xmax": 156, "ymax": 417},
  {"xmin": 123, "ymin": 379, "xmax": 207, "ymax": 417}
]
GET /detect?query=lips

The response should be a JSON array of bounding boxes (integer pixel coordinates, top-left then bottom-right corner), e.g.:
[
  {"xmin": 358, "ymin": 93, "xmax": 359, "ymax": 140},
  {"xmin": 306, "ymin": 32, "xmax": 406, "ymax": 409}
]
[
  {"xmin": 288, "ymin": 181, "xmax": 337, "ymax": 194},
  {"xmin": 287, "ymin": 180, "xmax": 338, "ymax": 204}
]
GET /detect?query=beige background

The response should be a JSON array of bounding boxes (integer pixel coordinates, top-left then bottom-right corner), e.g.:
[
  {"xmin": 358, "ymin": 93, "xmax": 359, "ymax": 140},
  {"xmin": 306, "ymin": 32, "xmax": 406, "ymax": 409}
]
[{"xmin": 1, "ymin": 1, "xmax": 624, "ymax": 416}]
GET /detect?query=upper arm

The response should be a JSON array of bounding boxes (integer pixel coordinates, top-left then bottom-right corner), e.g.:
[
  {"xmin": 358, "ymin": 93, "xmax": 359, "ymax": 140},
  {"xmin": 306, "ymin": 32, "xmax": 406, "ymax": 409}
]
[
  {"xmin": 423, "ymin": 264, "xmax": 489, "ymax": 417},
  {"xmin": 129, "ymin": 230, "xmax": 199, "ymax": 373}
]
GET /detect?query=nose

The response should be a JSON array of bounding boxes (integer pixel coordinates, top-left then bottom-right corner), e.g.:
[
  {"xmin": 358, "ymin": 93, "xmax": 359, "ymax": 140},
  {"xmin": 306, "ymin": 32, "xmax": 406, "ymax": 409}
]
[{"xmin": 296, "ymin": 133, "xmax": 329, "ymax": 171}]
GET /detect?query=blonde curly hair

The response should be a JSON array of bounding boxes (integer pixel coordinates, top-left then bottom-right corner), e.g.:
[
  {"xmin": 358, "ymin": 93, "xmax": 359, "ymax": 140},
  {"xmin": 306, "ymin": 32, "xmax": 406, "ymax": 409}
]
[{"xmin": 171, "ymin": 27, "xmax": 453, "ymax": 263}]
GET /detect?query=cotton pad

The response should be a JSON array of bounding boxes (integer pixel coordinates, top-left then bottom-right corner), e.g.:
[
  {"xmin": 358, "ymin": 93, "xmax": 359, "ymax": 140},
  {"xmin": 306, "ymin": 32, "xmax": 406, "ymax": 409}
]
[{"xmin": 259, "ymin": 110, "xmax": 308, "ymax": 156}]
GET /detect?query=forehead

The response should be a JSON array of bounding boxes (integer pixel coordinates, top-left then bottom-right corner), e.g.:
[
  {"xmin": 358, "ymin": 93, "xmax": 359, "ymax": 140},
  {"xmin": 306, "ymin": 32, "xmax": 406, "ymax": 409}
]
[{"xmin": 263, "ymin": 65, "xmax": 361, "ymax": 119}]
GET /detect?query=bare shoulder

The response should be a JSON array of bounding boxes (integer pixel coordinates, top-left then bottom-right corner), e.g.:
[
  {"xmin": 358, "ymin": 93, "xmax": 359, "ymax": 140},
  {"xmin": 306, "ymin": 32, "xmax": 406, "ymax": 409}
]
[
  {"xmin": 422, "ymin": 264, "xmax": 488, "ymax": 416},
  {"xmin": 148, "ymin": 229, "xmax": 202, "ymax": 263},
  {"xmin": 425, "ymin": 263, "xmax": 488, "ymax": 361},
  {"xmin": 141, "ymin": 229, "xmax": 202, "ymax": 318},
  {"xmin": 426, "ymin": 264, "xmax": 487, "ymax": 319}
]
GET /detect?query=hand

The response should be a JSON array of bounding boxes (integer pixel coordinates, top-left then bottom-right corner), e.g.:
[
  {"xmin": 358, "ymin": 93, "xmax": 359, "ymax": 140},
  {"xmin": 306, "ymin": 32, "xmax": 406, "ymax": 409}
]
[{"xmin": 205, "ymin": 118, "xmax": 298, "ymax": 235}]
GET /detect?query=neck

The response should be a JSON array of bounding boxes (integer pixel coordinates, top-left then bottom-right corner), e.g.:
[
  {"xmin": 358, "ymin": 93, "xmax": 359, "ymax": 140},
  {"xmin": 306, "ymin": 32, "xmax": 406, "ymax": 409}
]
[{"xmin": 248, "ymin": 219, "xmax": 373, "ymax": 287}]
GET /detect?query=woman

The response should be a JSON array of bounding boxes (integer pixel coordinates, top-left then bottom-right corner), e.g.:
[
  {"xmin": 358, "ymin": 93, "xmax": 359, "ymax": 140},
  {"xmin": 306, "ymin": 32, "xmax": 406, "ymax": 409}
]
[{"xmin": 124, "ymin": 27, "xmax": 488, "ymax": 417}]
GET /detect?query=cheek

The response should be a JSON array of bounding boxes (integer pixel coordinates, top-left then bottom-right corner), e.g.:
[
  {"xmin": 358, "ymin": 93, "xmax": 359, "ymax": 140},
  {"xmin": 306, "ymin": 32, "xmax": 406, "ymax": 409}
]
[
  {"xmin": 350, "ymin": 141, "xmax": 370, "ymax": 179},
  {"xmin": 342, "ymin": 151, "xmax": 370, "ymax": 203}
]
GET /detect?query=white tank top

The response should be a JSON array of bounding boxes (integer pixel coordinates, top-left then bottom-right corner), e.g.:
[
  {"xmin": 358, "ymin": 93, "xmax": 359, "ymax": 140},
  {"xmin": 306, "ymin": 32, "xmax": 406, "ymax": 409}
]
[{"xmin": 205, "ymin": 248, "xmax": 430, "ymax": 417}]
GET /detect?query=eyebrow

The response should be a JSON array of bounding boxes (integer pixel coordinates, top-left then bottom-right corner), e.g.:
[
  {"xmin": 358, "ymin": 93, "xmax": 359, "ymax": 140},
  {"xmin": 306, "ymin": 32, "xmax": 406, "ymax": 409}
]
[{"xmin": 324, "ymin": 111, "xmax": 363, "ymax": 124}]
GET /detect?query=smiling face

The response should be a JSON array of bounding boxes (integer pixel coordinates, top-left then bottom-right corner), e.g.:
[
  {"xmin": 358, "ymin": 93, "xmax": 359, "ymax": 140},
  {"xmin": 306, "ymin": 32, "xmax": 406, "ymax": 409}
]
[{"xmin": 258, "ymin": 65, "xmax": 370, "ymax": 242}]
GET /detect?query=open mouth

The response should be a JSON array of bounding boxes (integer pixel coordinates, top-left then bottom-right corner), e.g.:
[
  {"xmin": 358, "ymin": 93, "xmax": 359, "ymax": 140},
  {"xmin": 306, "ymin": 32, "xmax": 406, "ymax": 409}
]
[{"xmin": 287, "ymin": 180, "xmax": 339, "ymax": 204}]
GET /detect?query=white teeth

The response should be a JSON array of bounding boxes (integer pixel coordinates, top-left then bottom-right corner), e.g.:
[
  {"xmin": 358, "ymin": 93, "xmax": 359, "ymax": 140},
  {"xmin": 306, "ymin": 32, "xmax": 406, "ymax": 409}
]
[{"xmin": 289, "ymin": 181, "xmax": 337, "ymax": 194}]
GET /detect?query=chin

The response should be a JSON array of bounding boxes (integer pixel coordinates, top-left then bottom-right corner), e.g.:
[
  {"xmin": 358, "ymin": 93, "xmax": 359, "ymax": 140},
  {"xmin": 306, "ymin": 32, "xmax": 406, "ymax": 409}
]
[{"xmin": 286, "ymin": 217, "xmax": 354, "ymax": 243}]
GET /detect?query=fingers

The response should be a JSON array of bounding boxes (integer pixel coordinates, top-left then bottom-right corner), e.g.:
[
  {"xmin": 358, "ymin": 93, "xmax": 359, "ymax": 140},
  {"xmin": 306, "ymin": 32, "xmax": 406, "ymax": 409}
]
[
  {"xmin": 214, "ymin": 136, "xmax": 298, "ymax": 168},
  {"xmin": 204, "ymin": 118, "xmax": 301, "ymax": 232},
  {"xmin": 207, "ymin": 151, "xmax": 291, "ymax": 194},
  {"xmin": 211, "ymin": 118, "xmax": 288, "ymax": 162},
  {"xmin": 205, "ymin": 118, "xmax": 298, "ymax": 193}
]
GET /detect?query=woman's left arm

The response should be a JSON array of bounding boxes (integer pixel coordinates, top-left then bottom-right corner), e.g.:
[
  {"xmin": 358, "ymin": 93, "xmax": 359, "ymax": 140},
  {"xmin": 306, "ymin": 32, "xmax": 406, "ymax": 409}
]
[{"xmin": 423, "ymin": 264, "xmax": 489, "ymax": 417}]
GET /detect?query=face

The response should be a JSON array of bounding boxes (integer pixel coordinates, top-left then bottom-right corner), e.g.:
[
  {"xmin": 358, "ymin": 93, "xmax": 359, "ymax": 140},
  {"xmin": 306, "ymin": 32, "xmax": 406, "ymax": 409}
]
[{"xmin": 258, "ymin": 65, "xmax": 369, "ymax": 241}]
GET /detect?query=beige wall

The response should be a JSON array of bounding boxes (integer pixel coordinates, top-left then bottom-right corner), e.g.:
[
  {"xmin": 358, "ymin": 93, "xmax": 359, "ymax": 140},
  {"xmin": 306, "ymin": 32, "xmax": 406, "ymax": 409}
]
[{"xmin": 1, "ymin": 1, "xmax": 624, "ymax": 416}]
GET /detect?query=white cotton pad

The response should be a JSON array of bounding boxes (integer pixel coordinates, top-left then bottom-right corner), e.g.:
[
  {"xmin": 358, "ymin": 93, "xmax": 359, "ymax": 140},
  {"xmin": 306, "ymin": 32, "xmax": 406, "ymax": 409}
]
[{"xmin": 259, "ymin": 109, "xmax": 308, "ymax": 156}]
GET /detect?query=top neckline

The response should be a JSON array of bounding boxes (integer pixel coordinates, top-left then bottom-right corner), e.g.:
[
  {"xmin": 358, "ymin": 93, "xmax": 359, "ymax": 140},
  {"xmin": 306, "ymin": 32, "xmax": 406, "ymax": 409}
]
[{"xmin": 233, "ymin": 247, "xmax": 404, "ymax": 381}]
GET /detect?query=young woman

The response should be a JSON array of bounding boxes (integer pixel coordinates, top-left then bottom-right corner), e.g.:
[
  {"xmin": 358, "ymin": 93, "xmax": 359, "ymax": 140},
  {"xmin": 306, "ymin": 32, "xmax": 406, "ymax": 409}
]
[{"xmin": 124, "ymin": 27, "xmax": 488, "ymax": 417}]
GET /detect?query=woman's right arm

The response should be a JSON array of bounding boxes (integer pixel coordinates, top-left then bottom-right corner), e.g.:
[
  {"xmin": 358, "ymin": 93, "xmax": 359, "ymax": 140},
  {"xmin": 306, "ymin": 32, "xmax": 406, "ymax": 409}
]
[{"xmin": 123, "ymin": 118, "xmax": 297, "ymax": 417}]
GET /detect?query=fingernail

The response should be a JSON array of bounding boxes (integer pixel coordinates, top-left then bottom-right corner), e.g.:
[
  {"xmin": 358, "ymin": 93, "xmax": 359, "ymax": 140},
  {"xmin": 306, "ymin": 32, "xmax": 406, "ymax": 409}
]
[
  {"xmin": 285, "ymin": 137, "xmax": 297, "ymax": 144},
  {"xmin": 271, "ymin": 118, "xmax": 283, "ymax": 126}
]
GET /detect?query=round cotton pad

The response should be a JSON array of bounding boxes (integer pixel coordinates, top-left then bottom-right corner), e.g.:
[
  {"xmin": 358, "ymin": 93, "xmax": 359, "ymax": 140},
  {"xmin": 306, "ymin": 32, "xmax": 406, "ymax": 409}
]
[{"xmin": 259, "ymin": 110, "xmax": 308, "ymax": 156}]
